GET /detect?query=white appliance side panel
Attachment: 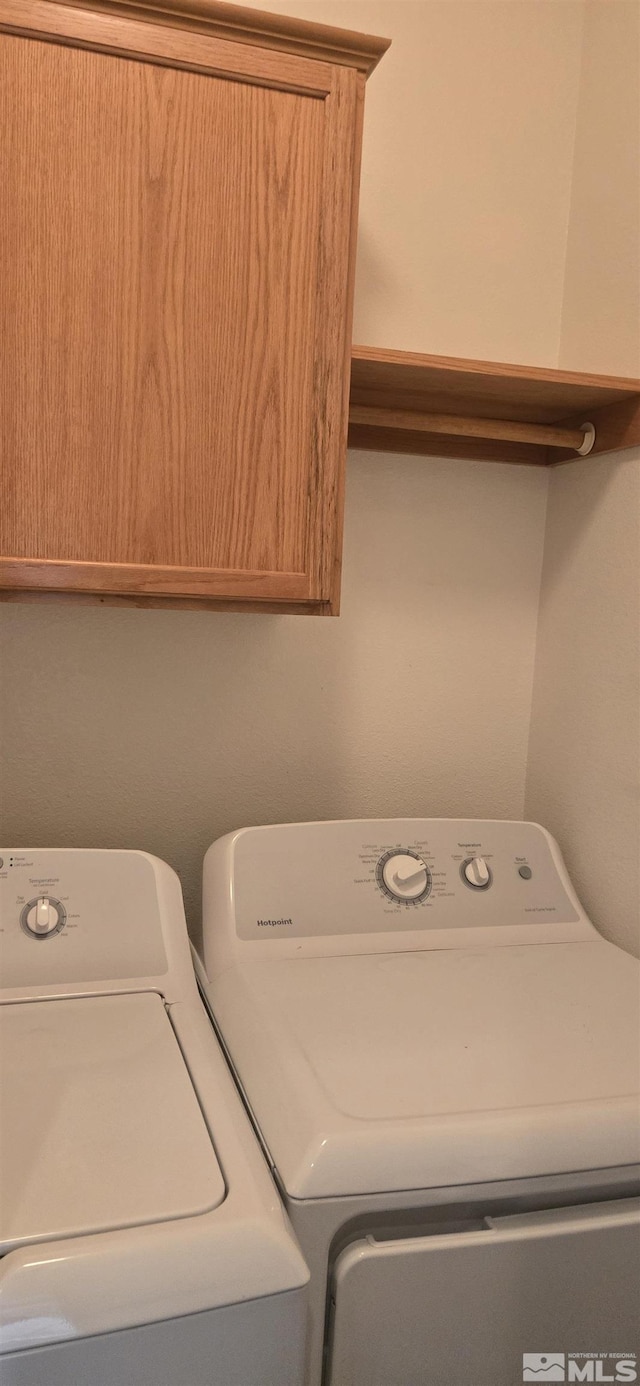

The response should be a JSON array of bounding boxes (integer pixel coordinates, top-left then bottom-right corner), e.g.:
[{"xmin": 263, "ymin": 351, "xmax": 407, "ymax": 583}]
[
  {"xmin": 0, "ymin": 992, "xmax": 225, "ymax": 1253},
  {"xmin": 327, "ymin": 1199, "xmax": 640, "ymax": 1386},
  {"xmin": 0, "ymin": 1289, "xmax": 307, "ymax": 1386}
]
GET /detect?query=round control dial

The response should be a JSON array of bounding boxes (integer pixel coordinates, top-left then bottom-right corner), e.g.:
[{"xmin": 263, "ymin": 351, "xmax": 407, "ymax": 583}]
[
  {"xmin": 20, "ymin": 896, "xmax": 66, "ymax": 938},
  {"xmin": 376, "ymin": 850, "xmax": 432, "ymax": 904},
  {"xmin": 461, "ymin": 857, "xmax": 492, "ymax": 890}
]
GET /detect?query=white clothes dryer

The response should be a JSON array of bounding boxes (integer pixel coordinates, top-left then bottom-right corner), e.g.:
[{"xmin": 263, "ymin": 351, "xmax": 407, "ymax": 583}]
[
  {"xmin": 195, "ymin": 819, "xmax": 640, "ymax": 1386},
  {"xmin": 0, "ymin": 848, "xmax": 309, "ymax": 1386}
]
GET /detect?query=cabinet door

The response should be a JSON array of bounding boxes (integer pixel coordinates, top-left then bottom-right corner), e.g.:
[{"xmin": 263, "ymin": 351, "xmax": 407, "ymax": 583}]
[{"xmin": 0, "ymin": 2, "xmax": 364, "ymax": 612}]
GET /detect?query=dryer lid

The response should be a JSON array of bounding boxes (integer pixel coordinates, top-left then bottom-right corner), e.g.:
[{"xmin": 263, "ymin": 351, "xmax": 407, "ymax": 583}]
[
  {"xmin": 208, "ymin": 939, "xmax": 640, "ymax": 1198},
  {"xmin": 0, "ymin": 991, "xmax": 225, "ymax": 1254}
]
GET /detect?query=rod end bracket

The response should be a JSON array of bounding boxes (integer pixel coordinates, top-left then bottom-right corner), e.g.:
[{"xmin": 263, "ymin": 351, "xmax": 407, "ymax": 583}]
[{"xmin": 576, "ymin": 422, "xmax": 596, "ymax": 456}]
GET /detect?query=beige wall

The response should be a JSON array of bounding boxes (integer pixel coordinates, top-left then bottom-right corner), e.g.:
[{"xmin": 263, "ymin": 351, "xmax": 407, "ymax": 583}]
[
  {"xmin": 1, "ymin": 1, "xmax": 637, "ymax": 953},
  {"xmin": 559, "ymin": 0, "xmax": 640, "ymax": 376},
  {"xmin": 525, "ymin": 451, "xmax": 640, "ymax": 956},
  {"xmin": 251, "ymin": 0, "xmax": 585, "ymax": 362},
  {"xmin": 525, "ymin": 0, "xmax": 640, "ymax": 957},
  {"xmin": 0, "ymin": 455, "xmax": 547, "ymax": 928}
]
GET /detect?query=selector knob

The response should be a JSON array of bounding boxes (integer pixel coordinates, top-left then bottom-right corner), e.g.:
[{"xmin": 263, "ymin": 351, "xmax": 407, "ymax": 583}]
[
  {"xmin": 377, "ymin": 851, "xmax": 432, "ymax": 903},
  {"xmin": 461, "ymin": 857, "xmax": 492, "ymax": 890},
  {"xmin": 21, "ymin": 896, "xmax": 66, "ymax": 938}
]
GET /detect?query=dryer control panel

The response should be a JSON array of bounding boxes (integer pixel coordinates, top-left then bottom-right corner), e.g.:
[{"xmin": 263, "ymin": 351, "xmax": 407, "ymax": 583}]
[{"xmin": 202, "ymin": 820, "xmax": 595, "ymax": 970}]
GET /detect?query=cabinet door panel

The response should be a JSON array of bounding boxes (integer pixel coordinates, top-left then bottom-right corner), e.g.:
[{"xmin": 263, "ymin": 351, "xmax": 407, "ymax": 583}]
[{"xmin": 0, "ymin": 16, "xmax": 358, "ymax": 609}]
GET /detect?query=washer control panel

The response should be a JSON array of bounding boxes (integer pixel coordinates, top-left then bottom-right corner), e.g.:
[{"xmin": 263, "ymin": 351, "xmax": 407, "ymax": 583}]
[
  {"xmin": 0, "ymin": 850, "xmax": 168, "ymax": 990},
  {"xmin": 216, "ymin": 820, "xmax": 583, "ymax": 945}
]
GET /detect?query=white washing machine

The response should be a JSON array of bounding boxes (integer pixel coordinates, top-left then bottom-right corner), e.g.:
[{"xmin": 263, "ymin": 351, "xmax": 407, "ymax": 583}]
[
  {"xmin": 194, "ymin": 819, "xmax": 640, "ymax": 1386},
  {"xmin": 0, "ymin": 848, "xmax": 309, "ymax": 1386}
]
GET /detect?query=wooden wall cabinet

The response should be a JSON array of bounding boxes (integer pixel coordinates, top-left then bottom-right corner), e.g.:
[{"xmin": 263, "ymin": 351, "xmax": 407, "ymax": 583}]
[{"xmin": 0, "ymin": 0, "xmax": 388, "ymax": 614}]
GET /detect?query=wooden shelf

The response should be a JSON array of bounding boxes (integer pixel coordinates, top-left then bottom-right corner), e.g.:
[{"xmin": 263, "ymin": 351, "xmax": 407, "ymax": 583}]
[{"xmin": 348, "ymin": 346, "xmax": 640, "ymax": 465}]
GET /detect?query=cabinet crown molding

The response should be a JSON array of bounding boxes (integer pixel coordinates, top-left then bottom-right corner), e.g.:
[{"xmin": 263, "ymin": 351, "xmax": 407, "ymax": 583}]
[{"xmin": 52, "ymin": 0, "xmax": 391, "ymax": 73}]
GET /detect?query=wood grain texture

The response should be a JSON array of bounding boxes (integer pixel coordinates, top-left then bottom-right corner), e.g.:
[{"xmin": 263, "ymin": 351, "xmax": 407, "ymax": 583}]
[
  {"xmin": 351, "ymin": 346, "xmax": 640, "ymax": 423},
  {"xmin": 0, "ymin": 558, "xmax": 309, "ymax": 598},
  {"xmin": 349, "ymin": 405, "xmax": 588, "ymax": 451},
  {"xmin": 349, "ymin": 346, "xmax": 640, "ymax": 465},
  {"xmin": 323, "ymin": 69, "xmax": 365, "ymax": 615},
  {"xmin": 0, "ymin": 0, "xmax": 333, "ymax": 94},
  {"xmin": 1, "ymin": 17, "xmax": 363, "ymax": 608},
  {"xmin": 43, "ymin": 0, "xmax": 391, "ymax": 75},
  {"xmin": 0, "ymin": 590, "xmax": 331, "ymax": 613},
  {"xmin": 302, "ymin": 62, "xmax": 360, "ymax": 612},
  {"xmin": 347, "ymin": 425, "xmax": 547, "ymax": 467}
]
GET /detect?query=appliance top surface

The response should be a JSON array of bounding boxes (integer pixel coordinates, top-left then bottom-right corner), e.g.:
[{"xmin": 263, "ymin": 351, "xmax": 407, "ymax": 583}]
[
  {"xmin": 0, "ymin": 850, "xmax": 309, "ymax": 1357},
  {"xmin": 0, "ymin": 991, "xmax": 225, "ymax": 1256},
  {"xmin": 208, "ymin": 937, "xmax": 640, "ymax": 1198},
  {"xmin": 245, "ymin": 941, "xmax": 639, "ymax": 1122},
  {"xmin": 199, "ymin": 818, "xmax": 640, "ymax": 1199}
]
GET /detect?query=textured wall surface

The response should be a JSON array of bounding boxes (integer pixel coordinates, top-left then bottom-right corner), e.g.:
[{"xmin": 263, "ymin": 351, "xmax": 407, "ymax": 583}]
[
  {"xmin": 559, "ymin": 0, "xmax": 640, "ymax": 376},
  {"xmin": 526, "ymin": 0, "xmax": 640, "ymax": 958},
  {"xmin": 525, "ymin": 451, "xmax": 640, "ymax": 956},
  {"xmin": 0, "ymin": 455, "xmax": 547, "ymax": 927},
  {"xmin": 250, "ymin": 0, "xmax": 584, "ymax": 362},
  {"xmin": 1, "ymin": 0, "xmax": 638, "ymax": 954}
]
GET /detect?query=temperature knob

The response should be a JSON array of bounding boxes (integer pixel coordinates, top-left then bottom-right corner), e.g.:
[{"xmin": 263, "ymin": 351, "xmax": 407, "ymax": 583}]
[
  {"xmin": 377, "ymin": 850, "xmax": 431, "ymax": 903},
  {"xmin": 20, "ymin": 896, "xmax": 66, "ymax": 938},
  {"xmin": 461, "ymin": 857, "xmax": 492, "ymax": 890}
]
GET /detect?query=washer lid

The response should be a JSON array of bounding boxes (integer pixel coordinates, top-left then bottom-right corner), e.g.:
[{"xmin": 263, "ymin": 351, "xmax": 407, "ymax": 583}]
[
  {"xmin": 208, "ymin": 940, "xmax": 640, "ymax": 1198},
  {"xmin": 0, "ymin": 992, "xmax": 225, "ymax": 1254}
]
